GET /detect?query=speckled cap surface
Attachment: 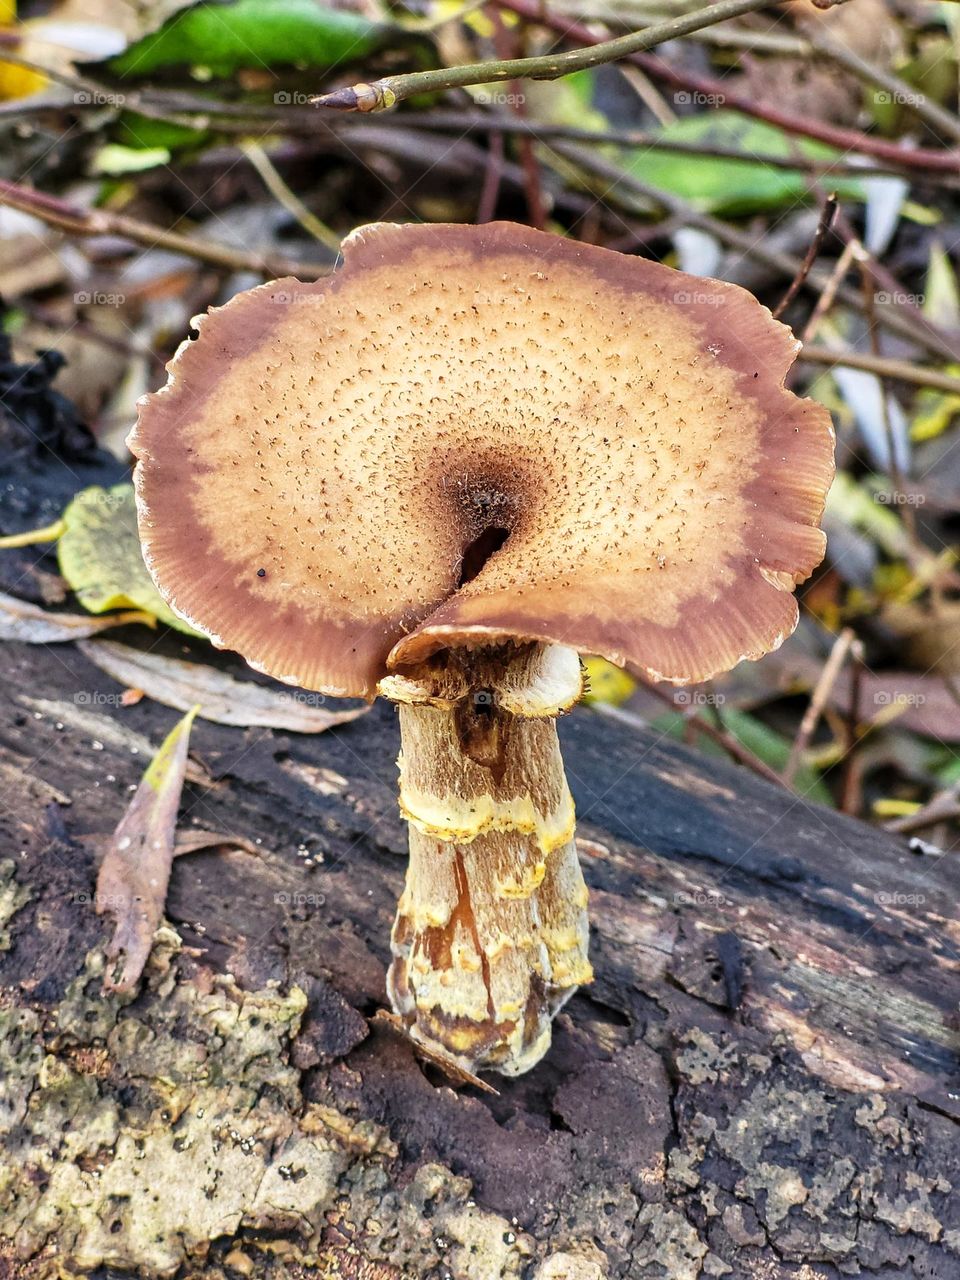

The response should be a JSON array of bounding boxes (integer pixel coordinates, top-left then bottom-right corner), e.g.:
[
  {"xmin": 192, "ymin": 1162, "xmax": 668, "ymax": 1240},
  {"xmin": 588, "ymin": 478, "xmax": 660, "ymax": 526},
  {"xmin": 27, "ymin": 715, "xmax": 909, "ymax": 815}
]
[{"xmin": 129, "ymin": 221, "xmax": 835, "ymax": 699}]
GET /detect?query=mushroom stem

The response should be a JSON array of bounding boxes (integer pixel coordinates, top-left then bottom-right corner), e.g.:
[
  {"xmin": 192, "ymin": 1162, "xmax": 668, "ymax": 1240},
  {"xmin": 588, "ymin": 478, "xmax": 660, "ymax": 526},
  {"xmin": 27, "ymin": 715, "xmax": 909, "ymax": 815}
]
[{"xmin": 380, "ymin": 643, "xmax": 591, "ymax": 1076}]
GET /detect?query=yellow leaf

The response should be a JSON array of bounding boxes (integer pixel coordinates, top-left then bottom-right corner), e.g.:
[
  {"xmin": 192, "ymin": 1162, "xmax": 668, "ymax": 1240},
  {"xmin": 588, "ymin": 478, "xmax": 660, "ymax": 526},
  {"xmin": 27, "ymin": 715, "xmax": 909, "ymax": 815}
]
[
  {"xmin": 56, "ymin": 483, "xmax": 201, "ymax": 636},
  {"xmin": 582, "ymin": 656, "xmax": 636, "ymax": 706},
  {"xmin": 872, "ymin": 799, "xmax": 921, "ymax": 818}
]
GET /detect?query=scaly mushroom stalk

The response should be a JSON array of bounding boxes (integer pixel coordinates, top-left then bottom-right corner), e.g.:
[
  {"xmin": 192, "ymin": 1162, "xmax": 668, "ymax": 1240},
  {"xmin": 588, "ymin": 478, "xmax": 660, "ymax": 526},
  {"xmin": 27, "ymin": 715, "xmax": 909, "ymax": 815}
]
[{"xmin": 380, "ymin": 643, "xmax": 589, "ymax": 1073}]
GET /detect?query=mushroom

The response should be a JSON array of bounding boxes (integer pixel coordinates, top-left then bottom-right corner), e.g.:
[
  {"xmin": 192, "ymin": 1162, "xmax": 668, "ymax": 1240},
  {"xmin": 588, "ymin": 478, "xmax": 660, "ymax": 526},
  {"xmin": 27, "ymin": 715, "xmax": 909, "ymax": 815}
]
[{"xmin": 129, "ymin": 221, "xmax": 834, "ymax": 1076}]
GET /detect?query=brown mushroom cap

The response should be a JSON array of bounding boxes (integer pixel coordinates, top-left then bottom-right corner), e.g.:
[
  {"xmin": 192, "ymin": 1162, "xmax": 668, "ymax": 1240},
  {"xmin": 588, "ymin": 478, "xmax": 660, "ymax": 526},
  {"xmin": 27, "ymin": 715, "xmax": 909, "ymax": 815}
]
[{"xmin": 130, "ymin": 221, "xmax": 834, "ymax": 700}]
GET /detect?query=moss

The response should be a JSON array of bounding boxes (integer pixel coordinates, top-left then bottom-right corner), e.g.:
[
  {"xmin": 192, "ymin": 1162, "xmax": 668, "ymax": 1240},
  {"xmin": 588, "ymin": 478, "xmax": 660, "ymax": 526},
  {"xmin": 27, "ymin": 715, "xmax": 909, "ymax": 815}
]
[
  {"xmin": 0, "ymin": 935, "xmax": 533, "ymax": 1278},
  {"xmin": 0, "ymin": 859, "xmax": 30, "ymax": 951}
]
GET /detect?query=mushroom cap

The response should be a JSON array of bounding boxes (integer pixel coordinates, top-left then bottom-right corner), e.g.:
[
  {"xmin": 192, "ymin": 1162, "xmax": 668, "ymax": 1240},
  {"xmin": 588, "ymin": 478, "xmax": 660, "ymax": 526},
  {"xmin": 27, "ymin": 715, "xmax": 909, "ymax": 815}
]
[{"xmin": 130, "ymin": 221, "xmax": 834, "ymax": 700}]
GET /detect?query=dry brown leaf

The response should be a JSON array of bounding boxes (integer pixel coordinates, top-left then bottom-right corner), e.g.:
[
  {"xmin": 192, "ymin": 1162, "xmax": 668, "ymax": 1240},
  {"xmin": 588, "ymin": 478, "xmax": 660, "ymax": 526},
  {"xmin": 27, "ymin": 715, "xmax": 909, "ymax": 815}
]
[
  {"xmin": 173, "ymin": 829, "xmax": 261, "ymax": 859},
  {"xmin": 881, "ymin": 602, "xmax": 960, "ymax": 677},
  {"xmin": 76, "ymin": 639, "xmax": 369, "ymax": 732},
  {"xmin": 372, "ymin": 1010, "xmax": 499, "ymax": 1095},
  {"xmin": 97, "ymin": 706, "xmax": 198, "ymax": 992},
  {"xmin": 0, "ymin": 591, "xmax": 154, "ymax": 643}
]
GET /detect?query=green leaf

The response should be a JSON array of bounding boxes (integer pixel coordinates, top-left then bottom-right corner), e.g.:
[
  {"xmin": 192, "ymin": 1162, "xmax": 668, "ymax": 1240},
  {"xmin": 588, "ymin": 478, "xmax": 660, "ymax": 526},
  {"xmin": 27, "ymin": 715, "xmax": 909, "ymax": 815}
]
[
  {"xmin": 114, "ymin": 111, "xmax": 210, "ymax": 153},
  {"xmin": 824, "ymin": 471, "xmax": 911, "ymax": 560},
  {"xmin": 620, "ymin": 111, "xmax": 865, "ymax": 216},
  {"xmin": 107, "ymin": 0, "xmax": 395, "ymax": 77},
  {"xmin": 57, "ymin": 484, "xmax": 201, "ymax": 636}
]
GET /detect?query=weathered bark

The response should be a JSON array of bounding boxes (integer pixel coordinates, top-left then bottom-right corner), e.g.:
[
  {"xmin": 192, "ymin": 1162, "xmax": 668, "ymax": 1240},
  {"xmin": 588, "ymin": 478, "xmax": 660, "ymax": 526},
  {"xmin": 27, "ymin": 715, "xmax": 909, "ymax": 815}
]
[{"xmin": 2, "ymin": 459, "xmax": 960, "ymax": 1280}]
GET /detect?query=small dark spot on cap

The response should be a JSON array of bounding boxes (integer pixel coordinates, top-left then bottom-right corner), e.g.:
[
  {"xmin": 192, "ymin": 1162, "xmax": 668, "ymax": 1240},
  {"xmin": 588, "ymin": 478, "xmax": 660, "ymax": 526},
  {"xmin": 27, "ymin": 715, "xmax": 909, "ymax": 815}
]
[{"xmin": 257, "ymin": 568, "xmax": 266, "ymax": 578}]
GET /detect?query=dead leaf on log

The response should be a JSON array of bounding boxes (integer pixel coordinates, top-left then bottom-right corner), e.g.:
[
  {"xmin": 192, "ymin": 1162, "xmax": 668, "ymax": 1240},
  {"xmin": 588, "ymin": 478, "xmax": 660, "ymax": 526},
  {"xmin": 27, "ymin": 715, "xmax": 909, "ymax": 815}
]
[
  {"xmin": 76, "ymin": 639, "xmax": 370, "ymax": 732},
  {"xmin": 97, "ymin": 705, "xmax": 198, "ymax": 992},
  {"xmin": 0, "ymin": 590, "xmax": 154, "ymax": 642},
  {"xmin": 372, "ymin": 1010, "xmax": 499, "ymax": 1095},
  {"xmin": 882, "ymin": 600, "xmax": 960, "ymax": 676},
  {"xmin": 173, "ymin": 829, "xmax": 262, "ymax": 858}
]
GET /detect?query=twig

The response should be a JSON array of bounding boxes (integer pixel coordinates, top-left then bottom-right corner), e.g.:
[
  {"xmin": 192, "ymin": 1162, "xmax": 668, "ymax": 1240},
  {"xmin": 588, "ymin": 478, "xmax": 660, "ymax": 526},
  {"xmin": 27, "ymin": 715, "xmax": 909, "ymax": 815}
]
[
  {"xmin": 859, "ymin": 254, "xmax": 919, "ymax": 543},
  {"xmin": 797, "ymin": 348, "xmax": 960, "ymax": 395},
  {"xmin": 884, "ymin": 791, "xmax": 960, "ymax": 835},
  {"xmin": 399, "ymin": 111, "xmax": 930, "ymax": 181},
  {"xmin": 312, "ymin": 0, "xmax": 784, "ymax": 111},
  {"xmin": 783, "ymin": 628, "xmax": 857, "ymax": 787},
  {"xmin": 541, "ymin": 140, "xmax": 960, "ymax": 364},
  {"xmin": 800, "ymin": 240, "xmax": 861, "ymax": 344},
  {"xmin": 800, "ymin": 20, "xmax": 960, "ymax": 146},
  {"xmin": 488, "ymin": 4, "xmax": 547, "ymax": 230},
  {"xmin": 496, "ymin": 0, "xmax": 960, "ymax": 173},
  {"xmin": 828, "ymin": 201, "xmax": 953, "ymax": 373},
  {"xmin": 773, "ymin": 195, "xmax": 838, "ymax": 321},
  {"xmin": 839, "ymin": 643, "xmax": 865, "ymax": 815},
  {"xmin": 0, "ymin": 177, "xmax": 326, "ymax": 279},
  {"xmin": 597, "ymin": 685, "xmax": 795, "ymax": 793},
  {"xmin": 477, "ymin": 129, "xmax": 506, "ymax": 223},
  {"xmin": 5, "ymin": 75, "xmax": 943, "ymax": 185},
  {"xmin": 239, "ymin": 141, "xmax": 341, "ymax": 252}
]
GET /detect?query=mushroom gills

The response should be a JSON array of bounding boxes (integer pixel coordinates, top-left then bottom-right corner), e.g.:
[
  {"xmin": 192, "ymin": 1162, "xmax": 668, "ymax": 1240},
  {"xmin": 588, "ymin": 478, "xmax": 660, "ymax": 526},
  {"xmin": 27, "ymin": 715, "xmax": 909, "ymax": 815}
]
[{"xmin": 382, "ymin": 643, "xmax": 591, "ymax": 1076}]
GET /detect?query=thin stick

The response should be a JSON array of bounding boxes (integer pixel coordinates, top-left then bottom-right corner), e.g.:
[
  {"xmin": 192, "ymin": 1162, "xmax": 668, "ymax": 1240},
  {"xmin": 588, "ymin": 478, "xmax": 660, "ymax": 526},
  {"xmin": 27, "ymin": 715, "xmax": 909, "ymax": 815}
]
[
  {"xmin": 797, "ymin": 348, "xmax": 960, "ymax": 394},
  {"xmin": 239, "ymin": 140, "xmax": 341, "ymax": 252},
  {"xmin": 859, "ymin": 257, "xmax": 919, "ymax": 543},
  {"xmin": 0, "ymin": 177, "xmax": 325, "ymax": 280},
  {"xmin": 829, "ymin": 202, "xmax": 952, "ymax": 375},
  {"xmin": 801, "ymin": 20, "xmax": 960, "ymax": 146},
  {"xmin": 783, "ymin": 628, "xmax": 856, "ymax": 787},
  {"xmin": 312, "ymin": 0, "xmax": 784, "ymax": 111},
  {"xmin": 598, "ymin": 685, "xmax": 795, "ymax": 793},
  {"xmin": 477, "ymin": 129, "xmax": 506, "ymax": 223},
  {"xmin": 542, "ymin": 140, "xmax": 960, "ymax": 364},
  {"xmin": 773, "ymin": 195, "xmax": 838, "ymax": 321},
  {"xmin": 801, "ymin": 240, "xmax": 860, "ymax": 344},
  {"xmin": 488, "ymin": 4, "xmax": 547, "ymax": 230},
  {"xmin": 839, "ymin": 645, "xmax": 865, "ymax": 816},
  {"xmin": 884, "ymin": 791, "xmax": 960, "ymax": 835},
  {"xmin": 496, "ymin": 0, "xmax": 960, "ymax": 173},
  {"xmin": 4, "ymin": 77, "xmax": 940, "ymax": 184}
]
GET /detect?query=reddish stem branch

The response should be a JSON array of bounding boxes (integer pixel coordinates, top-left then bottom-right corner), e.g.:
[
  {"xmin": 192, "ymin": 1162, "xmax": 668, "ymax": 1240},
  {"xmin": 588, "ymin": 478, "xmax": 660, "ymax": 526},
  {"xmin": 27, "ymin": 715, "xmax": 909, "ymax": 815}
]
[
  {"xmin": 498, "ymin": 0, "xmax": 960, "ymax": 173},
  {"xmin": 0, "ymin": 177, "xmax": 323, "ymax": 279}
]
